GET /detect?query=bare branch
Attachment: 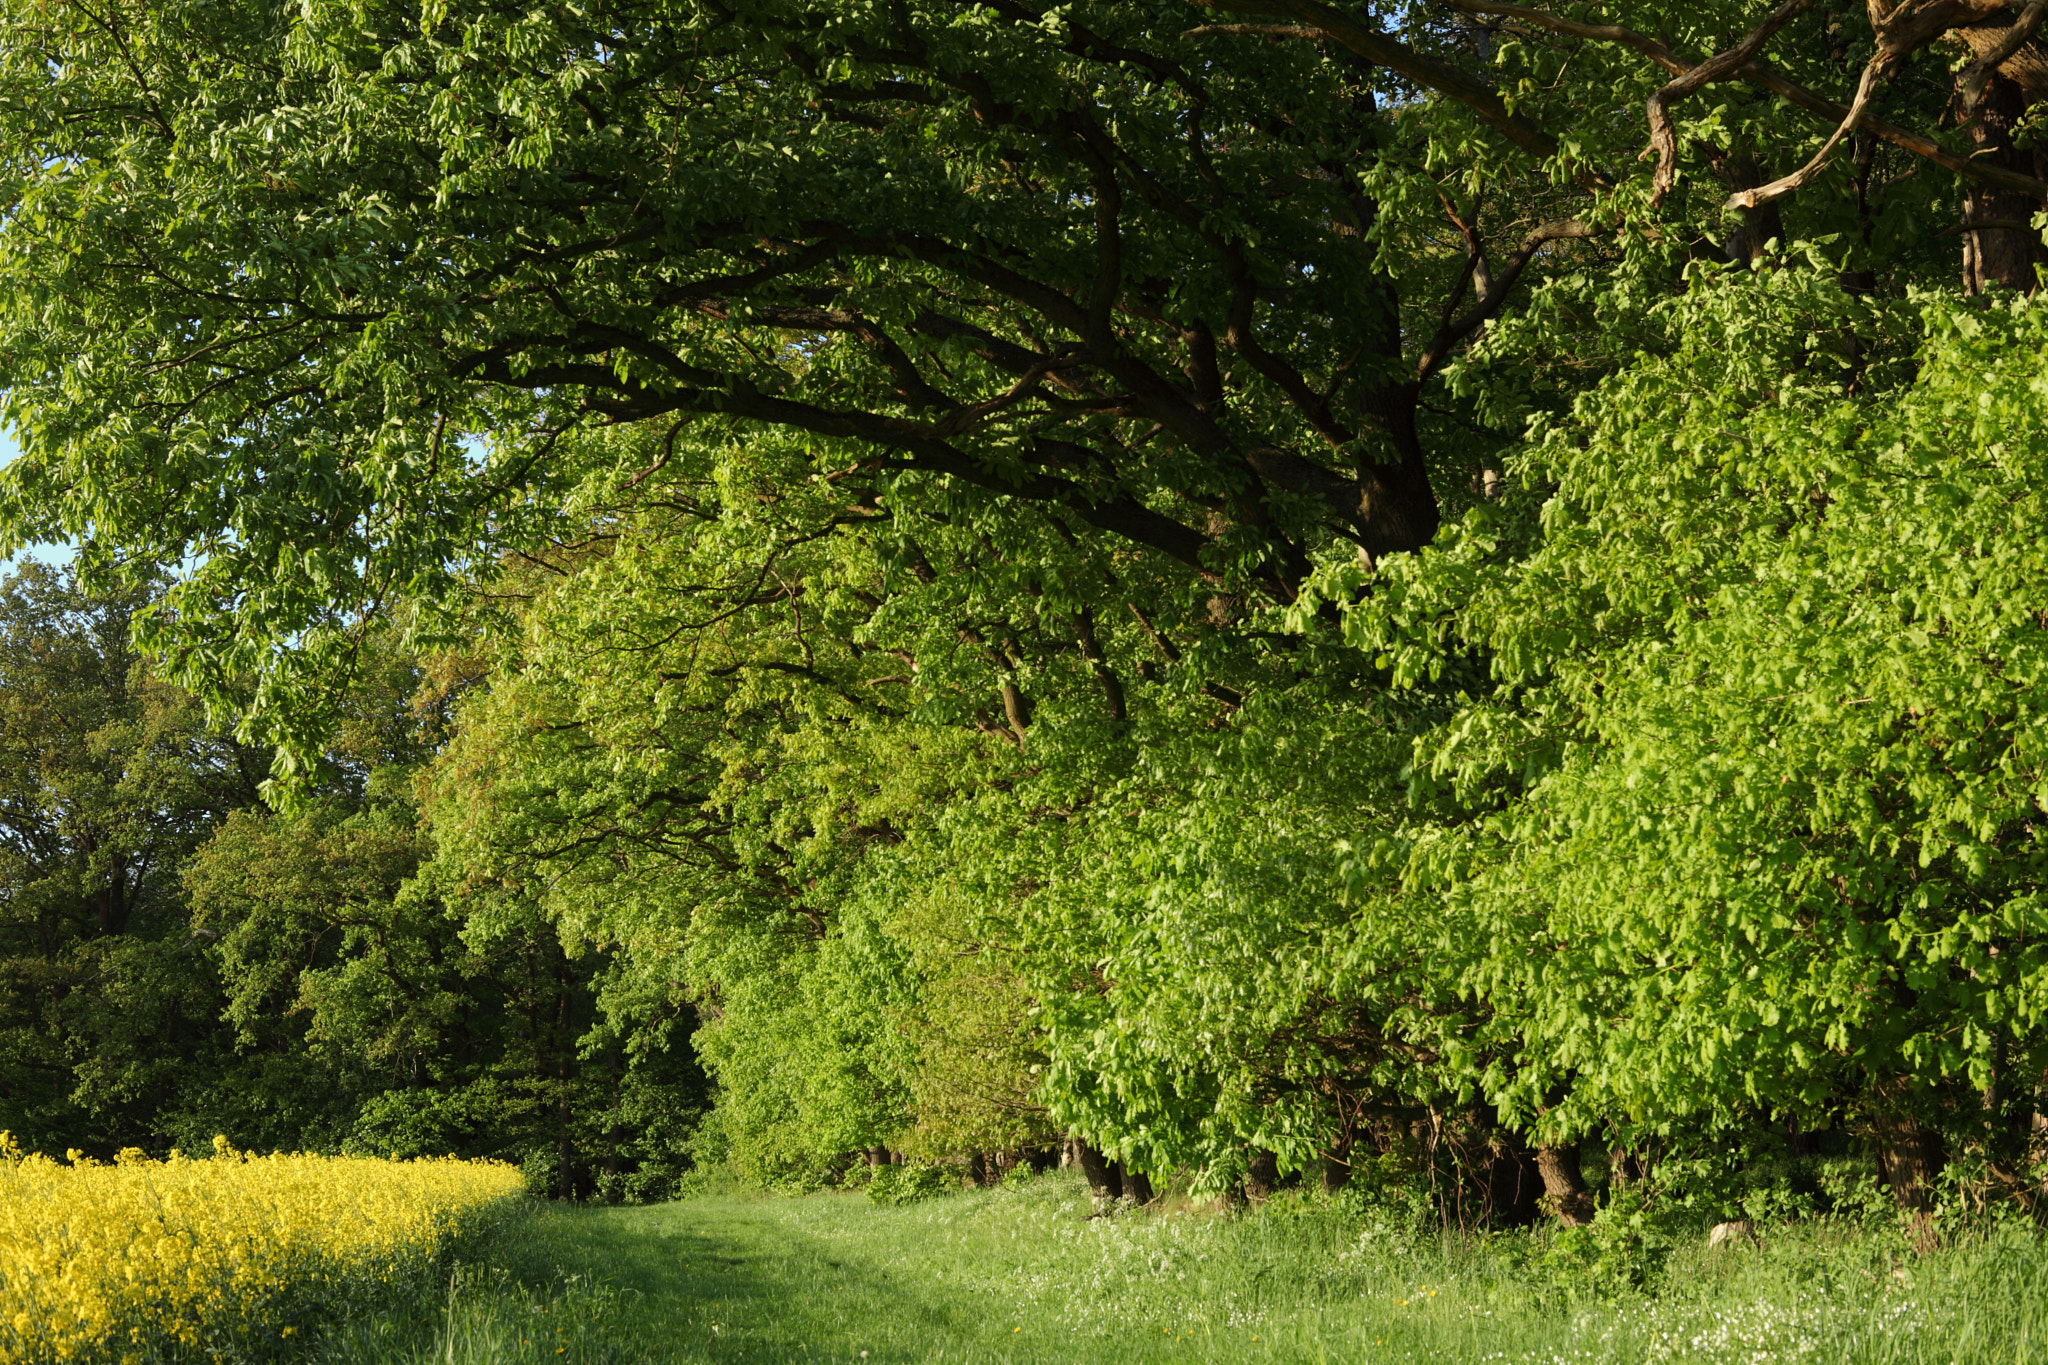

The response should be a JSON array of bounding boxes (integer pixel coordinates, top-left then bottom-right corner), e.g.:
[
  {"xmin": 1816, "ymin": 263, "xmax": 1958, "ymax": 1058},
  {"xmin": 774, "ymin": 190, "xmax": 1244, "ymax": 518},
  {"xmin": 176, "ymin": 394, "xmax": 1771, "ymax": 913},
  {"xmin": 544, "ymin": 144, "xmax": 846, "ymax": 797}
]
[
  {"xmin": 1728, "ymin": 53, "xmax": 1892, "ymax": 211},
  {"xmin": 1433, "ymin": 0, "xmax": 2048, "ymax": 202},
  {"xmin": 1961, "ymin": 0, "xmax": 2048, "ymax": 114},
  {"xmin": 1647, "ymin": 0, "xmax": 1816, "ymax": 205},
  {"xmin": 1741, "ymin": 60, "xmax": 2048, "ymax": 199}
]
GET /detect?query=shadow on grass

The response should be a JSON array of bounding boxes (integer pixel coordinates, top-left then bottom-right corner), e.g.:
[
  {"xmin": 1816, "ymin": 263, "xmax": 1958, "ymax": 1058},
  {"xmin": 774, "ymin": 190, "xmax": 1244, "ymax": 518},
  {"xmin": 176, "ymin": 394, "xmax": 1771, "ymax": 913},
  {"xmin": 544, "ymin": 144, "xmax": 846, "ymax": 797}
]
[{"xmin": 488, "ymin": 1196, "xmax": 1038, "ymax": 1365}]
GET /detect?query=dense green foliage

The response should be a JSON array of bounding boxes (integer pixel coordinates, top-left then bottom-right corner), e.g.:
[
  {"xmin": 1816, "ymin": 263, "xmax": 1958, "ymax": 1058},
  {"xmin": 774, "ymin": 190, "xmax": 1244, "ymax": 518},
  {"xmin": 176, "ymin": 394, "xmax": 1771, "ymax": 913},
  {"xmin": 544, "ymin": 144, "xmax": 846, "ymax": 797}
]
[
  {"xmin": 0, "ymin": 565, "xmax": 709, "ymax": 1195},
  {"xmin": 0, "ymin": 566, "xmax": 262, "ymax": 1155},
  {"xmin": 4, "ymin": 0, "xmax": 2048, "ymax": 1225}
]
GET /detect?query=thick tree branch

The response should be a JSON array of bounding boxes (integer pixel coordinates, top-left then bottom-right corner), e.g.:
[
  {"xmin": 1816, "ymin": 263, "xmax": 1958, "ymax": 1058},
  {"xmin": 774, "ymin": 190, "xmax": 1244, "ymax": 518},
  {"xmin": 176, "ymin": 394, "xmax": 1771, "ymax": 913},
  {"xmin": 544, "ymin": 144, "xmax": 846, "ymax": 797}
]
[
  {"xmin": 464, "ymin": 340, "xmax": 1218, "ymax": 575},
  {"xmin": 1728, "ymin": 52, "xmax": 1892, "ymax": 211},
  {"xmin": 1646, "ymin": 0, "xmax": 1815, "ymax": 205},
  {"xmin": 1436, "ymin": 0, "xmax": 2048, "ymax": 201},
  {"xmin": 1961, "ymin": 0, "xmax": 2048, "ymax": 113},
  {"xmin": 1743, "ymin": 60, "xmax": 2048, "ymax": 198}
]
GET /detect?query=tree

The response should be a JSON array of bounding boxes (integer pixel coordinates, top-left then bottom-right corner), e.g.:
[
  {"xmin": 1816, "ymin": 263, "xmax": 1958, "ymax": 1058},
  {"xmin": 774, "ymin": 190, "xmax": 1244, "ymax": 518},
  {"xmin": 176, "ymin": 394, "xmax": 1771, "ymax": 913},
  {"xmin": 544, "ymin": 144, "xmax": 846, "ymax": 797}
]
[
  {"xmin": 0, "ymin": 563, "xmax": 266, "ymax": 1154},
  {"xmin": 2, "ymin": 1, "xmax": 2033, "ymax": 756},
  {"xmin": 6, "ymin": 0, "xmax": 2048, "ymax": 1216},
  {"xmin": 184, "ymin": 656, "xmax": 715, "ymax": 1196},
  {"xmin": 1336, "ymin": 270, "xmax": 2048, "ymax": 1212}
]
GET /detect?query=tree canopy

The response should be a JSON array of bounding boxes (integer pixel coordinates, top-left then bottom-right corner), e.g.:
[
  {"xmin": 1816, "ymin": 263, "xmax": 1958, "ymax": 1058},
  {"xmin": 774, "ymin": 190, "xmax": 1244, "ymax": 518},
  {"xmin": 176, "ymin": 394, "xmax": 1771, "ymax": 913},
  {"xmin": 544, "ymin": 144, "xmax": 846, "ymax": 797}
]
[{"xmin": 4, "ymin": 0, "xmax": 2048, "ymax": 1218}]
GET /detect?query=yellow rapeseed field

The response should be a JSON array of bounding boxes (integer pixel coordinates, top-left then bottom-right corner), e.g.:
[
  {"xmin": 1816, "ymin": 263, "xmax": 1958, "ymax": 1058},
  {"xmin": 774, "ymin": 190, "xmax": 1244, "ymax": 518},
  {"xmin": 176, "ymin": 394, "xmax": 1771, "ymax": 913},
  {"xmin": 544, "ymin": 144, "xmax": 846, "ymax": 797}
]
[{"xmin": 0, "ymin": 1132, "xmax": 523, "ymax": 1363}]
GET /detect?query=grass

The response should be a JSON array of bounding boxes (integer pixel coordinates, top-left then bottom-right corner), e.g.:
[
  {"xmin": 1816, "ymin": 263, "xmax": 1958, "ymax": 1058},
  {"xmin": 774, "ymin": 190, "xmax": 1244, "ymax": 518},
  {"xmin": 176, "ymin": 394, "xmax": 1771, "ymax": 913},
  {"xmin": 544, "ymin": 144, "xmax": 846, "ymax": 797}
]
[{"xmin": 314, "ymin": 1171, "xmax": 2048, "ymax": 1365}]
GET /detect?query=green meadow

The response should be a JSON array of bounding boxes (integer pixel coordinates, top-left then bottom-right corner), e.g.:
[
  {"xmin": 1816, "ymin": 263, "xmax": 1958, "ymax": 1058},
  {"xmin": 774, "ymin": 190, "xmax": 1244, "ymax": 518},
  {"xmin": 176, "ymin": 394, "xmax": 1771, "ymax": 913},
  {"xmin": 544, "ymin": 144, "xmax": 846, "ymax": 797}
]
[{"xmin": 320, "ymin": 1174, "xmax": 2048, "ymax": 1365}]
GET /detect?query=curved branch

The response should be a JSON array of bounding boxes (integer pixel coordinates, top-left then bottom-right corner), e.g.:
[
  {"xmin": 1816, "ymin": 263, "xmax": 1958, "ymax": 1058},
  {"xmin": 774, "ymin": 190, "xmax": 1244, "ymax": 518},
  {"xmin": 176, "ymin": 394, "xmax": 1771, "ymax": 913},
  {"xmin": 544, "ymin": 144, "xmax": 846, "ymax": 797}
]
[
  {"xmin": 1728, "ymin": 53, "xmax": 1892, "ymax": 212},
  {"xmin": 1646, "ymin": 0, "xmax": 1815, "ymax": 206},
  {"xmin": 1742, "ymin": 60, "xmax": 2048, "ymax": 199},
  {"xmin": 1435, "ymin": 0, "xmax": 2048, "ymax": 201}
]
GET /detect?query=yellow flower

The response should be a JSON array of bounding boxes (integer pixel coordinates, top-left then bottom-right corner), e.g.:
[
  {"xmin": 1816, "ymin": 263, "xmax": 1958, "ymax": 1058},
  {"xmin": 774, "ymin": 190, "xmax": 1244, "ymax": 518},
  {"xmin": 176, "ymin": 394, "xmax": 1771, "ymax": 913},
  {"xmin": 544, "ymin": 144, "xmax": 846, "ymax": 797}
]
[{"xmin": 0, "ymin": 1134, "xmax": 519, "ymax": 1365}]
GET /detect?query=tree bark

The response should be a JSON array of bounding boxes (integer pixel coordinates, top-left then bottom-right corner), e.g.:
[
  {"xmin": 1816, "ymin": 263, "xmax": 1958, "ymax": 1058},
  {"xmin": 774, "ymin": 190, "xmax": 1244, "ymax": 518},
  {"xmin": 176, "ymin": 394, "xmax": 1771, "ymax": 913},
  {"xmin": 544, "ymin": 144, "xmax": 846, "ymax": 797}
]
[
  {"xmin": 1961, "ymin": 69, "xmax": 2044, "ymax": 295},
  {"xmin": 1878, "ymin": 1112, "xmax": 1947, "ymax": 1253},
  {"xmin": 1536, "ymin": 1143, "xmax": 1596, "ymax": 1227},
  {"xmin": 1353, "ymin": 385, "xmax": 1441, "ymax": 562},
  {"xmin": 1716, "ymin": 148, "xmax": 1787, "ymax": 263},
  {"xmin": 999, "ymin": 682, "xmax": 1032, "ymax": 742},
  {"xmin": 1075, "ymin": 1138, "xmax": 1121, "ymax": 1201},
  {"xmin": 1244, "ymin": 1148, "xmax": 1281, "ymax": 1202},
  {"xmin": 1121, "ymin": 1164, "xmax": 1154, "ymax": 1204}
]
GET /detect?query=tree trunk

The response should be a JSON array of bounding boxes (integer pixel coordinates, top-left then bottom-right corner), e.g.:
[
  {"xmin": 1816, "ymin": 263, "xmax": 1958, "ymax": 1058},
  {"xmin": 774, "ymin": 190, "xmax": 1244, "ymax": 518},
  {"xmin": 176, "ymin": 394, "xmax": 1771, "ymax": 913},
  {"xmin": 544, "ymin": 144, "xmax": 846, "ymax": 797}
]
[
  {"xmin": 1353, "ymin": 384, "xmax": 1441, "ymax": 562},
  {"xmin": 1716, "ymin": 148, "xmax": 1786, "ymax": 264},
  {"xmin": 1876, "ymin": 1114, "xmax": 1946, "ymax": 1215},
  {"xmin": 999, "ymin": 682, "xmax": 1032, "ymax": 742},
  {"xmin": 967, "ymin": 1151, "xmax": 989, "ymax": 1186},
  {"xmin": 1960, "ymin": 69, "xmax": 2043, "ymax": 296},
  {"xmin": 1322, "ymin": 1119, "xmax": 1357, "ymax": 1193},
  {"xmin": 1243, "ymin": 1148, "xmax": 1281, "ymax": 1203},
  {"xmin": 1878, "ymin": 1112, "xmax": 1947, "ymax": 1253},
  {"xmin": 1075, "ymin": 1138, "xmax": 1120, "ymax": 1201},
  {"xmin": 1122, "ymin": 1165, "xmax": 1154, "ymax": 1204},
  {"xmin": 1536, "ymin": 1143, "xmax": 1596, "ymax": 1227}
]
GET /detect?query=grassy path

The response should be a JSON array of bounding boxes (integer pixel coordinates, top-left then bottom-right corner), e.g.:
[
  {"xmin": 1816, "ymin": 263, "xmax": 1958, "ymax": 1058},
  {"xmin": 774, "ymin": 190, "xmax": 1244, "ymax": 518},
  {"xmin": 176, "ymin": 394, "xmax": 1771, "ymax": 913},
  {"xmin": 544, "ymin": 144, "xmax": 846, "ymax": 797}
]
[
  {"xmin": 418, "ymin": 1182, "xmax": 1323, "ymax": 1365},
  {"xmin": 322, "ymin": 1173, "xmax": 2048, "ymax": 1365}
]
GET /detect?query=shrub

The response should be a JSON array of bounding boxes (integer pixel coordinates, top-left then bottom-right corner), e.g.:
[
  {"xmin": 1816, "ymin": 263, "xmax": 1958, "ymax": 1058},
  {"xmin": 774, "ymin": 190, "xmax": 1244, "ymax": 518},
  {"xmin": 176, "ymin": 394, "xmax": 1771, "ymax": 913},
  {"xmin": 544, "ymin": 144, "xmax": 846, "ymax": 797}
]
[{"xmin": 865, "ymin": 1162, "xmax": 953, "ymax": 1206}]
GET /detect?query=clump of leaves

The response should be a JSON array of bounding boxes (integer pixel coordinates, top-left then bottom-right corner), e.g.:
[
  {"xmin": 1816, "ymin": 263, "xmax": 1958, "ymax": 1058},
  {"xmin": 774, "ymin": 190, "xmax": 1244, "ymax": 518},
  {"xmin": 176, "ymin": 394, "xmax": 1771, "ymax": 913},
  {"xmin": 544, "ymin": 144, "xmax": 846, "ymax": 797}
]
[{"xmin": 865, "ymin": 1164, "xmax": 954, "ymax": 1207}]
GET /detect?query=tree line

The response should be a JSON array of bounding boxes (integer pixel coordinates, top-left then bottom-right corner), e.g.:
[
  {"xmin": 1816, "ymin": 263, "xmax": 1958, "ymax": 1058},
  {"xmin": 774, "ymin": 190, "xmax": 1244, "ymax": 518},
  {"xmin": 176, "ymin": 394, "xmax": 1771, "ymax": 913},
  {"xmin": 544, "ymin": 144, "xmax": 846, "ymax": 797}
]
[{"xmin": 2, "ymin": 0, "xmax": 2048, "ymax": 1224}]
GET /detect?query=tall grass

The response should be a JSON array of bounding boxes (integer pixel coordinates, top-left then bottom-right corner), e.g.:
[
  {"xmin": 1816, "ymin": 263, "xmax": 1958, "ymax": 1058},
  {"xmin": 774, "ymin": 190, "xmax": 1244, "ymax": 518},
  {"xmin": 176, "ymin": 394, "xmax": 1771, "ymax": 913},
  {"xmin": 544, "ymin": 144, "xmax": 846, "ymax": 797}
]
[{"xmin": 316, "ymin": 1170, "xmax": 2048, "ymax": 1364}]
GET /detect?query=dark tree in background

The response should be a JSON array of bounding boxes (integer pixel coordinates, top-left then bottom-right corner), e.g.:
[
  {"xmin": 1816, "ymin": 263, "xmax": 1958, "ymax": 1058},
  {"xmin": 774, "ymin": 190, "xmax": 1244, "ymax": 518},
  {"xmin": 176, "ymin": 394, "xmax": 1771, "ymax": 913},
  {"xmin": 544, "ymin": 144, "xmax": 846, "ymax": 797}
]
[{"xmin": 0, "ymin": 563, "xmax": 263, "ymax": 1154}]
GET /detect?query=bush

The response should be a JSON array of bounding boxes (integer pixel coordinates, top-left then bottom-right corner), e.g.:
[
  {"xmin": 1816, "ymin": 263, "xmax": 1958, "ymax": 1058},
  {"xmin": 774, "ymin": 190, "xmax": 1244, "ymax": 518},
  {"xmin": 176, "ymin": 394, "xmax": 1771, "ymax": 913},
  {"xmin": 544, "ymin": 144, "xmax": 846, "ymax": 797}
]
[{"xmin": 865, "ymin": 1162, "xmax": 953, "ymax": 1205}]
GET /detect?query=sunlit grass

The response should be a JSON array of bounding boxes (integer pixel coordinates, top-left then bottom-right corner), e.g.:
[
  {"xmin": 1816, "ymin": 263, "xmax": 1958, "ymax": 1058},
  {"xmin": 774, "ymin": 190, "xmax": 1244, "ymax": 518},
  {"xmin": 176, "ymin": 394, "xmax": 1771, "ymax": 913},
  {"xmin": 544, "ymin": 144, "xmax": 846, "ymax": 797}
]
[{"xmin": 320, "ymin": 1171, "xmax": 2048, "ymax": 1364}]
